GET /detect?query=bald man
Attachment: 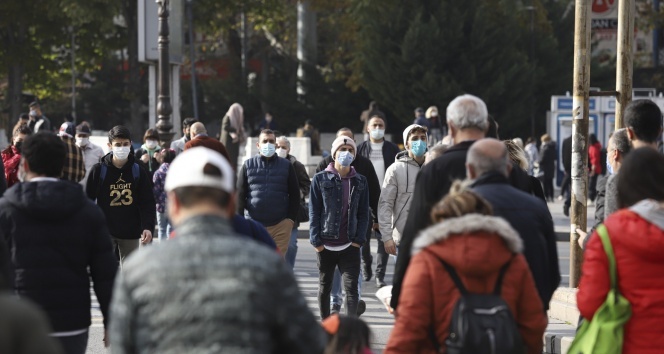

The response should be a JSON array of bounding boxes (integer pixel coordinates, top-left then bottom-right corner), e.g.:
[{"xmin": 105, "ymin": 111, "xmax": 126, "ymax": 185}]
[
  {"xmin": 185, "ymin": 122, "xmax": 231, "ymax": 163},
  {"xmin": 467, "ymin": 138, "xmax": 560, "ymax": 310}
]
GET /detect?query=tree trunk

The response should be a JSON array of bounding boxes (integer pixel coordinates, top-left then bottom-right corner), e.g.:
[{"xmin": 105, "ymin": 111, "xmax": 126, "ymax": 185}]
[
  {"xmin": 4, "ymin": 23, "xmax": 27, "ymax": 130},
  {"xmin": 124, "ymin": 0, "xmax": 144, "ymax": 136}
]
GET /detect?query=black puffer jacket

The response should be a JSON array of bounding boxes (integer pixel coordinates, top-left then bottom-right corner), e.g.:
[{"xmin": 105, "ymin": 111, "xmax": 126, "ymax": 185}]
[{"xmin": 0, "ymin": 180, "xmax": 117, "ymax": 332}]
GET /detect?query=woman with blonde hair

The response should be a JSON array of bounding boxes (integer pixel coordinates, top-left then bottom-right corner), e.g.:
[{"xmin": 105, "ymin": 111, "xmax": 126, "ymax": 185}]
[
  {"xmin": 220, "ymin": 103, "xmax": 246, "ymax": 168},
  {"xmin": 385, "ymin": 183, "xmax": 546, "ymax": 354}
]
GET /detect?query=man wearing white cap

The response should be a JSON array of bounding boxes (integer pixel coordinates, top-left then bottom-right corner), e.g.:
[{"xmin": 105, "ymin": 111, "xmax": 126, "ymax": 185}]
[
  {"xmin": 377, "ymin": 124, "xmax": 427, "ymax": 259},
  {"xmin": 110, "ymin": 147, "xmax": 325, "ymax": 353},
  {"xmin": 310, "ymin": 136, "xmax": 370, "ymax": 319}
]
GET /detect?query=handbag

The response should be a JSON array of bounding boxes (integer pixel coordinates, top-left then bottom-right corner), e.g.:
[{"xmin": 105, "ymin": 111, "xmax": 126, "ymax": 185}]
[
  {"xmin": 297, "ymin": 200, "xmax": 309, "ymax": 223},
  {"xmin": 567, "ymin": 224, "xmax": 631, "ymax": 354}
]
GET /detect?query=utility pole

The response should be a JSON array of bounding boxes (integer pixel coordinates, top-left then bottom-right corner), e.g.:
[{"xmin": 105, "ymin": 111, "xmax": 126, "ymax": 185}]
[
  {"xmin": 156, "ymin": 0, "xmax": 174, "ymax": 147},
  {"xmin": 186, "ymin": 0, "xmax": 199, "ymax": 119},
  {"xmin": 70, "ymin": 27, "xmax": 76, "ymax": 120},
  {"xmin": 570, "ymin": 0, "xmax": 592, "ymax": 288},
  {"xmin": 297, "ymin": 0, "xmax": 317, "ymax": 100},
  {"xmin": 615, "ymin": 0, "xmax": 635, "ymax": 129}
]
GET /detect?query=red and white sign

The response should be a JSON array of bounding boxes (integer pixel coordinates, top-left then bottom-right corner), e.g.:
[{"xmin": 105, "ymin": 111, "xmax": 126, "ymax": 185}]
[{"xmin": 592, "ymin": 0, "xmax": 617, "ymax": 15}]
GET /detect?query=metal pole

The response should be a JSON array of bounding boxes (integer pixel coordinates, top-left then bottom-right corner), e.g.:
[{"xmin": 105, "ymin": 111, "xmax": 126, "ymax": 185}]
[
  {"xmin": 615, "ymin": 0, "xmax": 634, "ymax": 130},
  {"xmin": 156, "ymin": 0, "xmax": 174, "ymax": 146},
  {"xmin": 186, "ymin": 0, "xmax": 199, "ymax": 119},
  {"xmin": 528, "ymin": 5, "xmax": 535, "ymax": 140},
  {"xmin": 71, "ymin": 28, "xmax": 76, "ymax": 120},
  {"xmin": 240, "ymin": 7, "xmax": 248, "ymax": 88},
  {"xmin": 570, "ymin": 0, "xmax": 592, "ymax": 288}
]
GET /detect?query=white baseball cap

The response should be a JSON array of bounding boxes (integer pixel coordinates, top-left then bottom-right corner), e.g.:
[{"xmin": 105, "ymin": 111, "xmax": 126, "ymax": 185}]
[{"xmin": 165, "ymin": 147, "xmax": 235, "ymax": 193}]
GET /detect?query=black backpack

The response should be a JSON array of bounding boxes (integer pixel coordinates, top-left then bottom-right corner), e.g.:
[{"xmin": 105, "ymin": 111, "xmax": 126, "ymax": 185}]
[{"xmin": 430, "ymin": 255, "xmax": 525, "ymax": 354}]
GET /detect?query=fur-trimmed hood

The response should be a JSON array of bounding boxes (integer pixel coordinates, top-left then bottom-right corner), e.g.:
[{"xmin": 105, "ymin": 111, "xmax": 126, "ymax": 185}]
[{"xmin": 411, "ymin": 214, "xmax": 523, "ymax": 278}]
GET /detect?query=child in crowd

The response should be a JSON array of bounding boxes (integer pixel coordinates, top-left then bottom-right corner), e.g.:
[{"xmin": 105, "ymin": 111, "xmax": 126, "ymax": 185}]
[{"xmin": 322, "ymin": 314, "xmax": 373, "ymax": 354}]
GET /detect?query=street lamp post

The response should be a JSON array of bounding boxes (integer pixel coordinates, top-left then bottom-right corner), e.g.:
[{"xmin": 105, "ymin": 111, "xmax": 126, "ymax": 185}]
[{"xmin": 156, "ymin": 0, "xmax": 175, "ymax": 146}]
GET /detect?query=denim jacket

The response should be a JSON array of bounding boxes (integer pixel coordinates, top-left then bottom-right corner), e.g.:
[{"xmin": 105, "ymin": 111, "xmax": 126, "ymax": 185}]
[{"xmin": 309, "ymin": 165, "xmax": 370, "ymax": 247}]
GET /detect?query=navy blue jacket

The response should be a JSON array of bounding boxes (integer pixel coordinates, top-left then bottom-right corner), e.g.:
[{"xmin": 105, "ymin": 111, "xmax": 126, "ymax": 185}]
[
  {"xmin": 356, "ymin": 139, "xmax": 401, "ymax": 176},
  {"xmin": 237, "ymin": 155, "xmax": 300, "ymax": 226},
  {"xmin": 309, "ymin": 167, "xmax": 370, "ymax": 247},
  {"xmin": 0, "ymin": 180, "xmax": 117, "ymax": 331},
  {"xmin": 471, "ymin": 172, "xmax": 561, "ymax": 309}
]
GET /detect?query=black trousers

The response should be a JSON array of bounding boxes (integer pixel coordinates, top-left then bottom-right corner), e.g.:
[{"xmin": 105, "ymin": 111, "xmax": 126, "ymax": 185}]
[
  {"xmin": 375, "ymin": 235, "xmax": 390, "ymax": 281},
  {"xmin": 317, "ymin": 246, "xmax": 361, "ymax": 319},
  {"xmin": 589, "ymin": 174, "xmax": 599, "ymax": 201},
  {"xmin": 57, "ymin": 331, "xmax": 89, "ymax": 354}
]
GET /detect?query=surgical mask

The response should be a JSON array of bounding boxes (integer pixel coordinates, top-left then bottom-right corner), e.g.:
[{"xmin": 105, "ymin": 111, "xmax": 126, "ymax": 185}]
[
  {"xmin": 337, "ymin": 151, "xmax": 354, "ymax": 167},
  {"xmin": 370, "ymin": 129, "xmax": 385, "ymax": 140},
  {"xmin": 606, "ymin": 158, "xmax": 614, "ymax": 175},
  {"xmin": 29, "ymin": 110, "xmax": 38, "ymax": 118},
  {"xmin": 410, "ymin": 140, "xmax": 427, "ymax": 157},
  {"xmin": 260, "ymin": 143, "xmax": 276, "ymax": 157},
  {"xmin": 113, "ymin": 146, "xmax": 131, "ymax": 160},
  {"xmin": 276, "ymin": 148, "xmax": 288, "ymax": 158},
  {"xmin": 145, "ymin": 139, "xmax": 158, "ymax": 149},
  {"xmin": 75, "ymin": 137, "xmax": 89, "ymax": 147}
]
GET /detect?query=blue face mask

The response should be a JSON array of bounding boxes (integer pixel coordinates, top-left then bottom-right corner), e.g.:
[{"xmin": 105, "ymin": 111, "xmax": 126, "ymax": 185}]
[
  {"xmin": 410, "ymin": 140, "xmax": 427, "ymax": 157},
  {"xmin": 260, "ymin": 143, "xmax": 276, "ymax": 157},
  {"xmin": 337, "ymin": 151, "xmax": 354, "ymax": 167},
  {"xmin": 606, "ymin": 158, "xmax": 614, "ymax": 175}
]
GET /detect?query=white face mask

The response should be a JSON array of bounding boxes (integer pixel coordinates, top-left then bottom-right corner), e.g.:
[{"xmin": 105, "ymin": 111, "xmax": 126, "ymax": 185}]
[
  {"xmin": 145, "ymin": 139, "xmax": 158, "ymax": 149},
  {"xmin": 370, "ymin": 129, "xmax": 385, "ymax": 140},
  {"xmin": 75, "ymin": 137, "xmax": 89, "ymax": 147},
  {"xmin": 276, "ymin": 148, "xmax": 288, "ymax": 158},
  {"xmin": 113, "ymin": 146, "xmax": 131, "ymax": 160}
]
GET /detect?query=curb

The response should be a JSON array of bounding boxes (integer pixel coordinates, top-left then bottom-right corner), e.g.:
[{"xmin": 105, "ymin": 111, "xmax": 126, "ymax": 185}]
[{"xmin": 544, "ymin": 287, "xmax": 579, "ymax": 354}]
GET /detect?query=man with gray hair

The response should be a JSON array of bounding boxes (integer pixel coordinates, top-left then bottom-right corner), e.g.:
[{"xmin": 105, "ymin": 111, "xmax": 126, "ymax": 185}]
[
  {"xmin": 595, "ymin": 128, "xmax": 632, "ymax": 226},
  {"xmin": 467, "ymin": 138, "xmax": 560, "ymax": 309},
  {"xmin": 392, "ymin": 94, "xmax": 489, "ymax": 310}
]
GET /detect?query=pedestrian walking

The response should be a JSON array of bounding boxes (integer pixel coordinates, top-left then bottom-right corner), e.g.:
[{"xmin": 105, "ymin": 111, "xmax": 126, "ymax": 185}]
[
  {"xmin": 468, "ymin": 139, "xmax": 561, "ymax": 309},
  {"xmin": 276, "ymin": 136, "xmax": 311, "ymax": 269},
  {"xmin": 524, "ymin": 137, "xmax": 539, "ymax": 176},
  {"xmin": 577, "ymin": 147, "xmax": 664, "ymax": 354},
  {"xmin": 153, "ymin": 148, "xmax": 176, "ymax": 241},
  {"xmin": 0, "ymin": 132, "xmax": 117, "ymax": 354},
  {"xmin": 170, "ymin": 117, "xmax": 198, "ymax": 155},
  {"xmin": 220, "ymin": 102, "xmax": 246, "ymax": 168},
  {"xmin": 377, "ymin": 124, "xmax": 427, "ymax": 260},
  {"xmin": 357, "ymin": 115, "xmax": 401, "ymax": 288},
  {"xmin": 27, "ymin": 101, "xmax": 51, "ymax": 133},
  {"xmin": 2, "ymin": 124, "xmax": 31, "ymax": 188},
  {"xmin": 58, "ymin": 122, "xmax": 86, "ymax": 184},
  {"xmin": 75, "ymin": 122, "xmax": 104, "ymax": 187},
  {"xmin": 588, "ymin": 134, "xmax": 602, "ymax": 202},
  {"xmin": 85, "ymin": 125, "xmax": 155, "ymax": 265},
  {"xmin": 185, "ymin": 122, "xmax": 231, "ymax": 162},
  {"xmin": 537, "ymin": 134, "xmax": 556, "ymax": 202},
  {"xmin": 385, "ymin": 186, "xmax": 546, "ymax": 354},
  {"xmin": 425, "ymin": 106, "xmax": 445, "ymax": 145},
  {"xmin": 237, "ymin": 129, "xmax": 300, "ymax": 257},
  {"xmin": 310, "ymin": 136, "xmax": 370, "ymax": 318},
  {"xmin": 135, "ymin": 128, "xmax": 162, "ymax": 180}
]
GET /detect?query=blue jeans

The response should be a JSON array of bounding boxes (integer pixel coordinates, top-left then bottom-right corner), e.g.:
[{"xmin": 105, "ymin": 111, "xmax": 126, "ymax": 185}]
[
  {"xmin": 156, "ymin": 211, "xmax": 172, "ymax": 241},
  {"xmin": 286, "ymin": 228, "xmax": 298, "ymax": 269},
  {"xmin": 331, "ymin": 265, "xmax": 362, "ymax": 307}
]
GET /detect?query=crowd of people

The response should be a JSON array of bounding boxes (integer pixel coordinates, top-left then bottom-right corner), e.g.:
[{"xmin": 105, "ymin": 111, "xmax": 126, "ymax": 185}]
[{"xmin": 0, "ymin": 95, "xmax": 662, "ymax": 354}]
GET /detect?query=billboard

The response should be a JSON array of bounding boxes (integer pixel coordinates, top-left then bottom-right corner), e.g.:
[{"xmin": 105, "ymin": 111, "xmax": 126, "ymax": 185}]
[
  {"xmin": 138, "ymin": 0, "xmax": 184, "ymax": 64},
  {"xmin": 591, "ymin": 0, "xmax": 654, "ymax": 68}
]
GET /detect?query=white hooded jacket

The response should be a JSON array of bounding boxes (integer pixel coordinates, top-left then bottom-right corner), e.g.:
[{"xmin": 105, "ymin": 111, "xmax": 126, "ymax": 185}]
[{"xmin": 377, "ymin": 151, "xmax": 422, "ymax": 244}]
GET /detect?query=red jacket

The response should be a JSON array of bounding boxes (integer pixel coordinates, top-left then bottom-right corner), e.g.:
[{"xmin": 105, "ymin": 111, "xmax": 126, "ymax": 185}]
[
  {"xmin": 588, "ymin": 142, "xmax": 602, "ymax": 174},
  {"xmin": 1, "ymin": 146, "xmax": 21, "ymax": 188},
  {"xmin": 577, "ymin": 202, "xmax": 664, "ymax": 354},
  {"xmin": 385, "ymin": 214, "xmax": 546, "ymax": 354}
]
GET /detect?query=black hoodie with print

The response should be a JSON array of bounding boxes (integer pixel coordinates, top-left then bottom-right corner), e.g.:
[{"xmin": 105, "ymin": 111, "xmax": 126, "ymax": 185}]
[{"xmin": 86, "ymin": 152, "xmax": 155, "ymax": 239}]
